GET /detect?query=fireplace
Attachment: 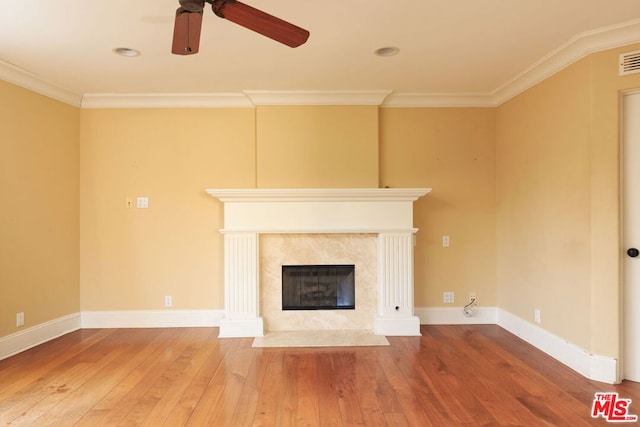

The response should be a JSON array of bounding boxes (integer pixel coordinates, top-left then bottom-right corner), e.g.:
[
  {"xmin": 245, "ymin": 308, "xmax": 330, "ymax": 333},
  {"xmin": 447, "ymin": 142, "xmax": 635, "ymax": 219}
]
[
  {"xmin": 206, "ymin": 188, "xmax": 431, "ymax": 337},
  {"xmin": 282, "ymin": 264, "xmax": 355, "ymax": 310}
]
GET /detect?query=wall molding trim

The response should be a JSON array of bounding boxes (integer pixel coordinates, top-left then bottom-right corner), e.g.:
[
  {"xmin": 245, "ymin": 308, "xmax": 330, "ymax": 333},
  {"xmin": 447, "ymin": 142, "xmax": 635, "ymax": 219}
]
[
  {"xmin": 491, "ymin": 18, "xmax": 640, "ymax": 106},
  {"xmin": 0, "ymin": 313, "xmax": 81, "ymax": 361},
  {"xmin": 0, "ymin": 59, "xmax": 82, "ymax": 107},
  {"xmin": 3, "ymin": 20, "xmax": 639, "ymax": 109},
  {"xmin": 415, "ymin": 306, "xmax": 499, "ymax": 325},
  {"xmin": 382, "ymin": 92, "xmax": 496, "ymax": 108},
  {"xmin": 243, "ymin": 90, "xmax": 393, "ymax": 106},
  {"xmin": 80, "ymin": 92, "xmax": 255, "ymax": 109},
  {"xmin": 495, "ymin": 309, "xmax": 618, "ymax": 384},
  {"xmin": 80, "ymin": 310, "xmax": 225, "ymax": 329},
  {"xmin": 416, "ymin": 306, "xmax": 618, "ymax": 384},
  {"xmin": 0, "ymin": 308, "xmax": 617, "ymax": 384}
]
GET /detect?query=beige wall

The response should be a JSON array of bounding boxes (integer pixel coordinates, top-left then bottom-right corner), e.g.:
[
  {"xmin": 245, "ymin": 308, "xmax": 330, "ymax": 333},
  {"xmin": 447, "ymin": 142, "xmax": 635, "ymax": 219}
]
[
  {"xmin": 496, "ymin": 43, "xmax": 640, "ymax": 359},
  {"xmin": 79, "ymin": 108, "xmax": 256, "ymax": 310},
  {"xmin": 78, "ymin": 105, "xmax": 496, "ymax": 312},
  {"xmin": 380, "ymin": 108, "xmax": 497, "ymax": 307},
  {"xmin": 78, "ymin": 106, "xmax": 382, "ymax": 311},
  {"xmin": 256, "ymin": 105, "xmax": 379, "ymax": 188},
  {"xmin": 0, "ymin": 81, "xmax": 80, "ymax": 336},
  {"xmin": 496, "ymin": 59, "xmax": 593, "ymax": 348}
]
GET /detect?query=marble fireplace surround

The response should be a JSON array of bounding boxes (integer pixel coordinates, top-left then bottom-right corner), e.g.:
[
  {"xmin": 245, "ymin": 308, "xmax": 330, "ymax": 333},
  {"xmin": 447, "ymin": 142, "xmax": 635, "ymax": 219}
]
[{"xmin": 206, "ymin": 188, "xmax": 431, "ymax": 338}]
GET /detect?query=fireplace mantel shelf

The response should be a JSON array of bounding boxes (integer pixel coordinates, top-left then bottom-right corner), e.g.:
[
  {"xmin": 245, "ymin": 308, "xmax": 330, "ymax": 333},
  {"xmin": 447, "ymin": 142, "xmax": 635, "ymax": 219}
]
[
  {"xmin": 206, "ymin": 188, "xmax": 431, "ymax": 203},
  {"xmin": 206, "ymin": 187, "xmax": 431, "ymax": 235}
]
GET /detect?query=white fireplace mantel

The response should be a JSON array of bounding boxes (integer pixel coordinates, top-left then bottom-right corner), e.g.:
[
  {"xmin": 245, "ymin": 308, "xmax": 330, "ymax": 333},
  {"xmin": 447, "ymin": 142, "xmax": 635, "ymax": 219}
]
[{"xmin": 206, "ymin": 188, "xmax": 431, "ymax": 337}]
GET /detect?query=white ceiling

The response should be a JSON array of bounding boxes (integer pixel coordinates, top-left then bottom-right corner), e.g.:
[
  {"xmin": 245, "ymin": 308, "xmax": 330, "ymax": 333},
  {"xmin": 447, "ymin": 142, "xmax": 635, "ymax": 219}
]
[{"xmin": 1, "ymin": 1, "xmax": 640, "ymax": 107}]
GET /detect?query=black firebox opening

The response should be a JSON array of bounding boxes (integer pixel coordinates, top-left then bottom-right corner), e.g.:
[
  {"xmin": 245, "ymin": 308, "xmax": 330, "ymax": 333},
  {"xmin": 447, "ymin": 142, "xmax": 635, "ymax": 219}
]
[{"xmin": 282, "ymin": 264, "xmax": 355, "ymax": 310}]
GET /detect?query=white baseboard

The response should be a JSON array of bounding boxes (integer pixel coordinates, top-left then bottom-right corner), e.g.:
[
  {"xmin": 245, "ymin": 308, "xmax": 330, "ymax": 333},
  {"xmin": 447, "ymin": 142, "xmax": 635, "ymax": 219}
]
[
  {"xmin": 2, "ymin": 307, "xmax": 617, "ymax": 384},
  {"xmin": 415, "ymin": 306, "xmax": 499, "ymax": 325},
  {"xmin": 416, "ymin": 306, "xmax": 618, "ymax": 384},
  {"xmin": 496, "ymin": 308, "xmax": 618, "ymax": 384},
  {"xmin": 218, "ymin": 317, "xmax": 265, "ymax": 338},
  {"xmin": 373, "ymin": 315, "xmax": 421, "ymax": 336},
  {"xmin": 0, "ymin": 313, "xmax": 81, "ymax": 361},
  {"xmin": 1, "ymin": 310, "xmax": 225, "ymax": 360},
  {"xmin": 80, "ymin": 310, "xmax": 225, "ymax": 328}
]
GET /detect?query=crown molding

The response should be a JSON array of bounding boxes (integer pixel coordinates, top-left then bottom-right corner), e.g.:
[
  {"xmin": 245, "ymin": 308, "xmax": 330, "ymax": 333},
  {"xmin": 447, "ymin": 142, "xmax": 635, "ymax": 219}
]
[
  {"xmin": 81, "ymin": 92, "xmax": 254, "ymax": 108},
  {"xmin": 243, "ymin": 90, "xmax": 392, "ymax": 106},
  {"xmin": 0, "ymin": 59, "xmax": 82, "ymax": 107},
  {"xmin": 381, "ymin": 92, "xmax": 496, "ymax": 108},
  {"xmin": 2, "ymin": 19, "xmax": 640, "ymax": 109},
  {"xmin": 491, "ymin": 18, "xmax": 640, "ymax": 105},
  {"xmin": 384, "ymin": 19, "xmax": 640, "ymax": 108},
  {"xmin": 80, "ymin": 90, "xmax": 394, "ymax": 108}
]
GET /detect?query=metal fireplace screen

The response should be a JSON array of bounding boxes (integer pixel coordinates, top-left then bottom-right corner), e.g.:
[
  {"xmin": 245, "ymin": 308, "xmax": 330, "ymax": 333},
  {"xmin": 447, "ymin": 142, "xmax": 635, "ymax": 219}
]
[{"xmin": 281, "ymin": 264, "xmax": 355, "ymax": 310}]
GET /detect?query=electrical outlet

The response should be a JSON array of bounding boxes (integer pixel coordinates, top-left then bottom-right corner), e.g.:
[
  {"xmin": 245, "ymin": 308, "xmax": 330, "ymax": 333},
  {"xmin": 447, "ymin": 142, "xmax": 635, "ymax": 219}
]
[
  {"xmin": 534, "ymin": 308, "xmax": 541, "ymax": 324},
  {"xmin": 469, "ymin": 292, "xmax": 477, "ymax": 304},
  {"xmin": 16, "ymin": 312, "xmax": 24, "ymax": 327},
  {"xmin": 164, "ymin": 295, "xmax": 172, "ymax": 307},
  {"xmin": 443, "ymin": 291, "xmax": 454, "ymax": 304}
]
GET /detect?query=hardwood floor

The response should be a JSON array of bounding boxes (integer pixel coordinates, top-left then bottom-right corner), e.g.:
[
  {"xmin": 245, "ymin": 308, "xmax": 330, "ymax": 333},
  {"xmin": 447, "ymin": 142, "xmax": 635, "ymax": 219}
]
[{"xmin": 0, "ymin": 325, "xmax": 638, "ymax": 426}]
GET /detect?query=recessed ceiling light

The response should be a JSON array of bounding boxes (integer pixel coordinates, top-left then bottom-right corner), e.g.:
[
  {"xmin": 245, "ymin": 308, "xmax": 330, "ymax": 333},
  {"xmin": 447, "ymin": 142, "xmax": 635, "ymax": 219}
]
[
  {"xmin": 374, "ymin": 46, "xmax": 400, "ymax": 57},
  {"xmin": 113, "ymin": 47, "xmax": 141, "ymax": 57}
]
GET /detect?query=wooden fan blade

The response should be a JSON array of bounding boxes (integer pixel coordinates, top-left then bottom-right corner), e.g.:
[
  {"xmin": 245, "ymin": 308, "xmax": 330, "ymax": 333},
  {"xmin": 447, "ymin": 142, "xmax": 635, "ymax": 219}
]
[
  {"xmin": 212, "ymin": 0, "xmax": 309, "ymax": 48},
  {"xmin": 172, "ymin": 7, "xmax": 203, "ymax": 55}
]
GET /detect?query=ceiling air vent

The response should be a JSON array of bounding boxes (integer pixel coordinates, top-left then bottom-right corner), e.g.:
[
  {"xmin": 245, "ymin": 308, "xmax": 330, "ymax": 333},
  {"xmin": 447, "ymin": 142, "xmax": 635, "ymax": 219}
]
[{"xmin": 620, "ymin": 49, "xmax": 640, "ymax": 76}]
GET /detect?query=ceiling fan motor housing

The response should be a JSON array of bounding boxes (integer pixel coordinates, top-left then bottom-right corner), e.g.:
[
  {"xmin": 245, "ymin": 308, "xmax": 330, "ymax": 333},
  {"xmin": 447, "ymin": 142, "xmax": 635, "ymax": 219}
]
[
  {"xmin": 172, "ymin": 0, "xmax": 309, "ymax": 54},
  {"xmin": 211, "ymin": 0, "xmax": 232, "ymax": 18},
  {"xmin": 179, "ymin": 0, "xmax": 205, "ymax": 12}
]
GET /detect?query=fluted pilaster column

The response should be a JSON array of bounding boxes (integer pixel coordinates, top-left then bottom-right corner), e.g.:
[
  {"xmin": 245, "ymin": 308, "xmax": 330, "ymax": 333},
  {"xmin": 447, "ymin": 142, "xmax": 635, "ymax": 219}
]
[
  {"xmin": 218, "ymin": 232, "xmax": 264, "ymax": 337},
  {"xmin": 374, "ymin": 232, "xmax": 420, "ymax": 335}
]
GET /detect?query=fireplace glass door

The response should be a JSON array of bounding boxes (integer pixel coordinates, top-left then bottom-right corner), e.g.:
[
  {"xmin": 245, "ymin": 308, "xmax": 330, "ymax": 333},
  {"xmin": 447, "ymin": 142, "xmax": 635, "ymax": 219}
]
[{"xmin": 282, "ymin": 265, "xmax": 355, "ymax": 310}]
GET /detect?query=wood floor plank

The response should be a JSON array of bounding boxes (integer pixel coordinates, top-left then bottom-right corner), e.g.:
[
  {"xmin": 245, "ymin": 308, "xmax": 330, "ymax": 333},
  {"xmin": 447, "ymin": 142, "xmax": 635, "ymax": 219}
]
[
  {"xmin": 332, "ymin": 351, "xmax": 366, "ymax": 425},
  {"xmin": 377, "ymin": 346, "xmax": 447, "ymax": 426},
  {"xmin": 95, "ymin": 328, "xmax": 209, "ymax": 426},
  {"xmin": 315, "ymin": 352, "xmax": 347, "ymax": 426},
  {"xmin": 185, "ymin": 337, "xmax": 254, "ymax": 425},
  {"xmin": 293, "ymin": 352, "xmax": 321, "ymax": 425},
  {"xmin": 352, "ymin": 349, "xmax": 391, "ymax": 425},
  {"xmin": 420, "ymin": 326, "xmax": 532, "ymax": 425},
  {"xmin": 34, "ymin": 329, "xmax": 191, "ymax": 426},
  {"xmin": 139, "ymin": 329, "xmax": 220, "ymax": 426},
  {"xmin": 0, "ymin": 329, "xmax": 113, "ymax": 399},
  {"xmin": 425, "ymin": 326, "xmax": 580, "ymax": 426},
  {"xmin": 163, "ymin": 337, "xmax": 237, "ymax": 425},
  {"xmin": 227, "ymin": 347, "xmax": 271, "ymax": 426},
  {"xmin": 250, "ymin": 350, "xmax": 286, "ymax": 426},
  {"xmin": 75, "ymin": 329, "xmax": 183, "ymax": 415},
  {"xmin": 275, "ymin": 351, "xmax": 300, "ymax": 426},
  {"xmin": 0, "ymin": 330, "xmax": 133, "ymax": 425},
  {"xmin": 1, "ymin": 325, "xmax": 639, "ymax": 426}
]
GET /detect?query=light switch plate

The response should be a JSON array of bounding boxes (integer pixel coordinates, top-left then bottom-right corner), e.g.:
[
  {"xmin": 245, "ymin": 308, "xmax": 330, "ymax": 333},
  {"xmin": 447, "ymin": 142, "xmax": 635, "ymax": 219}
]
[{"xmin": 136, "ymin": 197, "xmax": 149, "ymax": 209}]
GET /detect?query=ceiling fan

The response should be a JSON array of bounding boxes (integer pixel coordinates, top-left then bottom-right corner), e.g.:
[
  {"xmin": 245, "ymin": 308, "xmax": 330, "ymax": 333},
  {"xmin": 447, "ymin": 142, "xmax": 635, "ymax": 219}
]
[{"xmin": 172, "ymin": 0, "xmax": 310, "ymax": 55}]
